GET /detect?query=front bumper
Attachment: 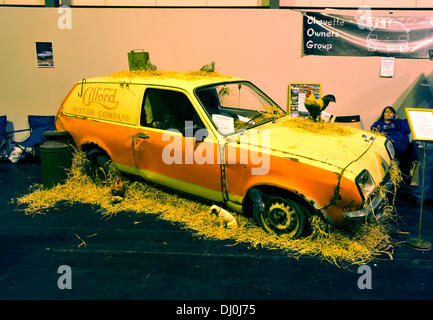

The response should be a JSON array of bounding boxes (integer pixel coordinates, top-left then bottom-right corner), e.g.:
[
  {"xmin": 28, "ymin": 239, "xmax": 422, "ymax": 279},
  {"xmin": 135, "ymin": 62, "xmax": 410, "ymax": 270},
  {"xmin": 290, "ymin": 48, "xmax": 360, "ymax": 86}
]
[{"xmin": 342, "ymin": 178, "xmax": 395, "ymax": 221}]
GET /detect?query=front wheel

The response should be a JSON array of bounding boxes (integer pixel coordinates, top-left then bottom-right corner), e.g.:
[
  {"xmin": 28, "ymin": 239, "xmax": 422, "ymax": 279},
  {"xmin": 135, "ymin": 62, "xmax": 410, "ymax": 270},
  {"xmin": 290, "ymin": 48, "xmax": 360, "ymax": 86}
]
[{"xmin": 254, "ymin": 195, "xmax": 307, "ymax": 239}]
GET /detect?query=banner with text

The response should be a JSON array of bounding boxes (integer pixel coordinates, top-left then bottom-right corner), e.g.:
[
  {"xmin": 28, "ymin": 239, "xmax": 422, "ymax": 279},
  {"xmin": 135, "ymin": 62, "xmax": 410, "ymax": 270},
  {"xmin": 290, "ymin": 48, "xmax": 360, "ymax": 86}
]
[{"xmin": 303, "ymin": 11, "xmax": 433, "ymax": 59}]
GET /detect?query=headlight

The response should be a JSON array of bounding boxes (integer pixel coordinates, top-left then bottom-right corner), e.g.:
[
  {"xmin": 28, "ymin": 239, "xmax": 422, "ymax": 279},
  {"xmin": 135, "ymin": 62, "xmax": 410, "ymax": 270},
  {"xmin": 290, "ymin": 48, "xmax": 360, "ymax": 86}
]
[
  {"xmin": 385, "ymin": 139, "xmax": 395, "ymax": 160},
  {"xmin": 355, "ymin": 170, "xmax": 376, "ymax": 200}
]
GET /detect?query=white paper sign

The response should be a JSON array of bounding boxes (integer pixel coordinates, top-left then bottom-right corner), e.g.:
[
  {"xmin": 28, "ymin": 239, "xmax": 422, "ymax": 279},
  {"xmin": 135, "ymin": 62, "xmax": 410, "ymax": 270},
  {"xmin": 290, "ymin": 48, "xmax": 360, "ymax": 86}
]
[
  {"xmin": 212, "ymin": 114, "xmax": 235, "ymax": 135},
  {"xmin": 407, "ymin": 110, "xmax": 433, "ymax": 140},
  {"xmin": 380, "ymin": 57, "xmax": 395, "ymax": 78}
]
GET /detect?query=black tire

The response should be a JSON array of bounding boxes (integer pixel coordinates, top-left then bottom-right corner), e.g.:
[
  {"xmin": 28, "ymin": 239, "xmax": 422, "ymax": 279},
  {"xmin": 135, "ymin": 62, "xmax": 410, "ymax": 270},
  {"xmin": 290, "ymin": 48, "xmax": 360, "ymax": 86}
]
[
  {"xmin": 254, "ymin": 194, "xmax": 307, "ymax": 239},
  {"xmin": 92, "ymin": 154, "xmax": 111, "ymax": 184},
  {"xmin": 85, "ymin": 149, "xmax": 113, "ymax": 185}
]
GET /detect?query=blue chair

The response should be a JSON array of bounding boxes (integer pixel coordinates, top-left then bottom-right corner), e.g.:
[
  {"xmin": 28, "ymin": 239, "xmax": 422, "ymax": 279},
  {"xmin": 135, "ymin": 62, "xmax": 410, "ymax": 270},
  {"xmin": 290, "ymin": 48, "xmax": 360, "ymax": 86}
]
[
  {"xmin": 0, "ymin": 115, "xmax": 9, "ymax": 160},
  {"xmin": 16, "ymin": 115, "xmax": 56, "ymax": 147},
  {"xmin": 11, "ymin": 115, "xmax": 56, "ymax": 161},
  {"xmin": 0, "ymin": 115, "xmax": 6, "ymax": 141}
]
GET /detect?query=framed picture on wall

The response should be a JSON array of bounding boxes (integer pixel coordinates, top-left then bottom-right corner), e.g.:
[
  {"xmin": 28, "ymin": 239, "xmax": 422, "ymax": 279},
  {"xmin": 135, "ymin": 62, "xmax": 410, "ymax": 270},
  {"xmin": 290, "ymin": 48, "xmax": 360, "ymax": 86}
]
[
  {"xmin": 36, "ymin": 42, "xmax": 54, "ymax": 68},
  {"xmin": 288, "ymin": 83, "xmax": 321, "ymax": 116}
]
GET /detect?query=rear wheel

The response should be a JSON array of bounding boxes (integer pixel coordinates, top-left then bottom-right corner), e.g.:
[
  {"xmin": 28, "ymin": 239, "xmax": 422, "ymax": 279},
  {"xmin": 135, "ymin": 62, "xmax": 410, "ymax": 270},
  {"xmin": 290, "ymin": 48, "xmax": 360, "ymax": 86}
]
[
  {"xmin": 255, "ymin": 194, "xmax": 307, "ymax": 239},
  {"xmin": 85, "ymin": 149, "xmax": 115, "ymax": 185},
  {"xmin": 91, "ymin": 154, "xmax": 111, "ymax": 184}
]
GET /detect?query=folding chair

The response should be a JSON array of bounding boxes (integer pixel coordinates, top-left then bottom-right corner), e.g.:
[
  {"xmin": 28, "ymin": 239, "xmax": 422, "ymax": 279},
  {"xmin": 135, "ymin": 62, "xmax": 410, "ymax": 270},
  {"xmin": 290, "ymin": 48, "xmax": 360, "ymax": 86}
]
[
  {"xmin": 10, "ymin": 115, "xmax": 56, "ymax": 162},
  {"xmin": 0, "ymin": 115, "xmax": 6, "ymax": 142}
]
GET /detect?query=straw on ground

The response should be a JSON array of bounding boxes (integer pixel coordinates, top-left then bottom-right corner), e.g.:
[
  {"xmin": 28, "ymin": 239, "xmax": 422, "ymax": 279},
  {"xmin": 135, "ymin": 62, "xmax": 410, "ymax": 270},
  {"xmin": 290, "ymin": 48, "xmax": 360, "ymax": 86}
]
[{"xmin": 14, "ymin": 150, "xmax": 402, "ymax": 267}]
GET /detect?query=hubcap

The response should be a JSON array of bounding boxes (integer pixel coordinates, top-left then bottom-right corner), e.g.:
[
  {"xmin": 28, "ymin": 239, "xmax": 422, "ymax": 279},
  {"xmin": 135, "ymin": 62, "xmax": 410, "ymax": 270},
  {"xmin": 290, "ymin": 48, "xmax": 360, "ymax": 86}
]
[{"xmin": 264, "ymin": 198, "xmax": 302, "ymax": 237}]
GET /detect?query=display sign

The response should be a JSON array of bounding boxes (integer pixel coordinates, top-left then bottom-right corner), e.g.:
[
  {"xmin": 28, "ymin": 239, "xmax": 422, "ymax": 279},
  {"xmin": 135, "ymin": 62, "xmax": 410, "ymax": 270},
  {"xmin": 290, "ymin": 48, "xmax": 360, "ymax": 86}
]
[
  {"xmin": 288, "ymin": 83, "xmax": 321, "ymax": 116},
  {"xmin": 212, "ymin": 114, "xmax": 235, "ymax": 135},
  {"xmin": 303, "ymin": 11, "xmax": 433, "ymax": 59},
  {"xmin": 405, "ymin": 108, "xmax": 433, "ymax": 141}
]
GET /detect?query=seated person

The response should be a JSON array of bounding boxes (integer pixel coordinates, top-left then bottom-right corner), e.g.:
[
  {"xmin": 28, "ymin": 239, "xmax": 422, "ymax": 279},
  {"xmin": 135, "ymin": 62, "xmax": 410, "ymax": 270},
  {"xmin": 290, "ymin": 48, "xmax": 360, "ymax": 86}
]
[{"xmin": 370, "ymin": 106, "xmax": 413, "ymax": 178}]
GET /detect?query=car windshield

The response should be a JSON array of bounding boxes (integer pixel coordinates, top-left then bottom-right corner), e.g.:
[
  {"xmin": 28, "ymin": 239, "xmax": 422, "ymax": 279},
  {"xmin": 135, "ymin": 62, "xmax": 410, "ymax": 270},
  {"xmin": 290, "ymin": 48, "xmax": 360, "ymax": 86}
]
[{"xmin": 195, "ymin": 81, "xmax": 285, "ymax": 136}]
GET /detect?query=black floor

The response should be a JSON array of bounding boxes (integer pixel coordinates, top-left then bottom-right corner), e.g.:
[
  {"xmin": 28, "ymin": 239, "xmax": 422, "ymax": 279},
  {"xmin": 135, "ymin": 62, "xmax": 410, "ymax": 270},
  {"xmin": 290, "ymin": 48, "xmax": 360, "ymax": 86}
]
[{"xmin": 1, "ymin": 161, "xmax": 433, "ymax": 302}]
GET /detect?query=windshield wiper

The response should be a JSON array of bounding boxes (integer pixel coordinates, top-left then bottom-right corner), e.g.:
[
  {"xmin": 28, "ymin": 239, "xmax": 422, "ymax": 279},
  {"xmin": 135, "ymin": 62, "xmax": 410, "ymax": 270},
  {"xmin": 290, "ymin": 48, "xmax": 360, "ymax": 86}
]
[
  {"xmin": 239, "ymin": 107, "xmax": 285, "ymax": 135},
  {"xmin": 239, "ymin": 112, "xmax": 264, "ymax": 134}
]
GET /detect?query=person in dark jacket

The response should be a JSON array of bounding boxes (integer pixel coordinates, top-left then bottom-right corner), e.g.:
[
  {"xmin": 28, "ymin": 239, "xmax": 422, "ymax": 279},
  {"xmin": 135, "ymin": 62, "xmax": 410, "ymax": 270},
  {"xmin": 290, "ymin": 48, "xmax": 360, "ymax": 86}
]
[{"xmin": 371, "ymin": 106, "xmax": 413, "ymax": 177}]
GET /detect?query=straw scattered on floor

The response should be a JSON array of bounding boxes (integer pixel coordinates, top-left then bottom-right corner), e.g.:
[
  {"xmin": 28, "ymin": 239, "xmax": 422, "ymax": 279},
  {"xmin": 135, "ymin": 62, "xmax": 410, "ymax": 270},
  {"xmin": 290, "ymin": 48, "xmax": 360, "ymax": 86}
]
[{"xmin": 14, "ymin": 150, "xmax": 402, "ymax": 268}]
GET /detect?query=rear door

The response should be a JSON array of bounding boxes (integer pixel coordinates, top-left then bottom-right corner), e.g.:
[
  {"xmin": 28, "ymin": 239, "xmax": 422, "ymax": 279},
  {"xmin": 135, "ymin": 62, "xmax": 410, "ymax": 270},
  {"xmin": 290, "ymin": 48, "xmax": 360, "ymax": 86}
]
[{"xmin": 60, "ymin": 81, "xmax": 141, "ymax": 168}]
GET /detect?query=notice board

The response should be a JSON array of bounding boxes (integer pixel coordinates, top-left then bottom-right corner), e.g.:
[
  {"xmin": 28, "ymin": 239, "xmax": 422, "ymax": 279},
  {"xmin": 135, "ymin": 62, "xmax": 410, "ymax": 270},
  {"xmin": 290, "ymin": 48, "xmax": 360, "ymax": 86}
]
[{"xmin": 405, "ymin": 108, "xmax": 433, "ymax": 141}]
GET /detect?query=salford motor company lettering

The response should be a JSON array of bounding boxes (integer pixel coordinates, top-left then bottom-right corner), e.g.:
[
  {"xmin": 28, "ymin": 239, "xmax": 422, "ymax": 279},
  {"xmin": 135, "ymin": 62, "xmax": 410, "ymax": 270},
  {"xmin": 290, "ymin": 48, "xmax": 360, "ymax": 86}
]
[
  {"xmin": 69, "ymin": 86, "xmax": 131, "ymax": 124},
  {"xmin": 83, "ymin": 86, "xmax": 120, "ymax": 110}
]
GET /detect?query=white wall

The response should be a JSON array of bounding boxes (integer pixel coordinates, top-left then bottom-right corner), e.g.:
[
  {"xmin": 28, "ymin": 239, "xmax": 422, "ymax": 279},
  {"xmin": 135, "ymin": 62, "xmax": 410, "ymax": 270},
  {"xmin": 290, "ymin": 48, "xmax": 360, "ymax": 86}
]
[{"xmin": 1, "ymin": 7, "xmax": 433, "ymax": 138}]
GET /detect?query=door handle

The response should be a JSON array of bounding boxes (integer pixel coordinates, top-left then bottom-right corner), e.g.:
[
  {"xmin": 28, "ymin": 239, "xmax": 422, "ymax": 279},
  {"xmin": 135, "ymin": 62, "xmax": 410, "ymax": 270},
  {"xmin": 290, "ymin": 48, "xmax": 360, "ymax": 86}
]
[{"xmin": 137, "ymin": 132, "xmax": 149, "ymax": 140}]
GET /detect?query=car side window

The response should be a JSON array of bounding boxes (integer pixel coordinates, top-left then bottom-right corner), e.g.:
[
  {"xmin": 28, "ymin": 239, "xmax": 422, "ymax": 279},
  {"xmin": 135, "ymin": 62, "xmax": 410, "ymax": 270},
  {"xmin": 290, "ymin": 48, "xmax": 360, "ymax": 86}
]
[{"xmin": 140, "ymin": 88, "xmax": 206, "ymax": 137}]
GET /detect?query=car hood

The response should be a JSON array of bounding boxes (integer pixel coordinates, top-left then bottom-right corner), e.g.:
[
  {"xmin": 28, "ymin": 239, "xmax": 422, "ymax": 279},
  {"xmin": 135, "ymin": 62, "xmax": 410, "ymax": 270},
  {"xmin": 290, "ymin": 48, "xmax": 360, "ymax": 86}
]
[{"xmin": 232, "ymin": 116, "xmax": 391, "ymax": 182}]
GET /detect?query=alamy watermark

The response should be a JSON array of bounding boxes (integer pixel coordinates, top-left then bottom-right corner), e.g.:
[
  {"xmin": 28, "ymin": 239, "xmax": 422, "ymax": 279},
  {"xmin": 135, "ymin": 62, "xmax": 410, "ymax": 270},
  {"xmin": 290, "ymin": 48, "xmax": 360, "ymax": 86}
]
[
  {"xmin": 160, "ymin": 122, "xmax": 271, "ymax": 176},
  {"xmin": 357, "ymin": 265, "xmax": 372, "ymax": 290},
  {"xmin": 57, "ymin": 265, "xmax": 72, "ymax": 290},
  {"xmin": 57, "ymin": 5, "xmax": 72, "ymax": 30},
  {"xmin": 357, "ymin": 5, "xmax": 401, "ymax": 31}
]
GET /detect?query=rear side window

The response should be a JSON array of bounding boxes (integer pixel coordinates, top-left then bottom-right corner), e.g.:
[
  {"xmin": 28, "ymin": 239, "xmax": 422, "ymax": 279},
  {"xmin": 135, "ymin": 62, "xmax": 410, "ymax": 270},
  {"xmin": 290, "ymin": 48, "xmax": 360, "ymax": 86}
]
[{"xmin": 140, "ymin": 88, "xmax": 205, "ymax": 136}]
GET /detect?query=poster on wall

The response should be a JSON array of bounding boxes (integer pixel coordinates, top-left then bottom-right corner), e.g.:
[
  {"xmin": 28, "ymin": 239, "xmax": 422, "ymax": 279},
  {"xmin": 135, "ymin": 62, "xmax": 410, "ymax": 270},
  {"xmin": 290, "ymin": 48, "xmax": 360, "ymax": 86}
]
[
  {"xmin": 303, "ymin": 11, "xmax": 433, "ymax": 59},
  {"xmin": 36, "ymin": 42, "xmax": 54, "ymax": 68},
  {"xmin": 288, "ymin": 83, "xmax": 321, "ymax": 116}
]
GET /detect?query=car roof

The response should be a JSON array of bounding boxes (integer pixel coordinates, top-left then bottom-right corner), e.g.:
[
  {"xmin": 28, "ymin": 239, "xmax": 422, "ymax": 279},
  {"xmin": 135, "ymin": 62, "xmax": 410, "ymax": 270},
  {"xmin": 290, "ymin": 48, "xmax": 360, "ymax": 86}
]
[{"xmin": 79, "ymin": 70, "xmax": 245, "ymax": 91}]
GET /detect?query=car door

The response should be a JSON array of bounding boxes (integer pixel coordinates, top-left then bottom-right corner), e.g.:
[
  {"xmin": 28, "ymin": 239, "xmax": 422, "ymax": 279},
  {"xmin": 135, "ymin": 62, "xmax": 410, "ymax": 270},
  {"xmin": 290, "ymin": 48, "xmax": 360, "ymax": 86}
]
[{"xmin": 132, "ymin": 86, "xmax": 223, "ymax": 203}]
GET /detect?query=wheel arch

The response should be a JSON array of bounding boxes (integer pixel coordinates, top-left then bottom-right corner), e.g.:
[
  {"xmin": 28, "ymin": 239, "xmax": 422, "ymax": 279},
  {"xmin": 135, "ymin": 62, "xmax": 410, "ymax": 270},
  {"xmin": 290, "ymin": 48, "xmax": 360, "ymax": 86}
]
[
  {"xmin": 242, "ymin": 184, "xmax": 321, "ymax": 219},
  {"xmin": 80, "ymin": 141, "xmax": 111, "ymax": 161}
]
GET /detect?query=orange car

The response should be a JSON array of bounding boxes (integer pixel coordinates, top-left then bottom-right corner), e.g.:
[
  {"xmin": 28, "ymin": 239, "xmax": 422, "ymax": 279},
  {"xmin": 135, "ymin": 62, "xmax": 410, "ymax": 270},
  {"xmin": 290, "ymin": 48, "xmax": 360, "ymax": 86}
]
[{"xmin": 56, "ymin": 71, "xmax": 397, "ymax": 238}]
